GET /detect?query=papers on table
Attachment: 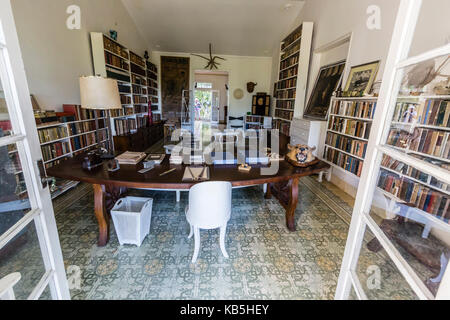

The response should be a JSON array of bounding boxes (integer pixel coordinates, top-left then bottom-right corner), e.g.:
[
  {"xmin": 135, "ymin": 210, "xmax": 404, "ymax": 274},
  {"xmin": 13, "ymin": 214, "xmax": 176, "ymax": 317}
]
[{"xmin": 182, "ymin": 167, "xmax": 210, "ymax": 181}]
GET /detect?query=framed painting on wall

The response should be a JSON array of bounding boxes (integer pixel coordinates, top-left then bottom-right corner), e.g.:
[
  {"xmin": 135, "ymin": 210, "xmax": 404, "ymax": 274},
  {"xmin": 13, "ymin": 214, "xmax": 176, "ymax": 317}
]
[
  {"xmin": 304, "ymin": 60, "xmax": 346, "ymax": 120},
  {"xmin": 161, "ymin": 56, "xmax": 190, "ymax": 120},
  {"xmin": 344, "ymin": 60, "xmax": 380, "ymax": 95}
]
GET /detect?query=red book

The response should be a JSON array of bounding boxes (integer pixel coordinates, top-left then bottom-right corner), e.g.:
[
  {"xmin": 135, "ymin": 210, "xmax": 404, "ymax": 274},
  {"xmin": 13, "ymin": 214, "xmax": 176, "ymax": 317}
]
[{"xmin": 63, "ymin": 104, "xmax": 80, "ymax": 121}]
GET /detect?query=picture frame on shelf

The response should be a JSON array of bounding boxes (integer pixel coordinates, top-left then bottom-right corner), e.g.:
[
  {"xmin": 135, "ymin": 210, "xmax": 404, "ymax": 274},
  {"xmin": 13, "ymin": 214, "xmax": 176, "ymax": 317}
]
[
  {"xmin": 344, "ymin": 60, "xmax": 380, "ymax": 95},
  {"xmin": 304, "ymin": 60, "xmax": 346, "ymax": 120}
]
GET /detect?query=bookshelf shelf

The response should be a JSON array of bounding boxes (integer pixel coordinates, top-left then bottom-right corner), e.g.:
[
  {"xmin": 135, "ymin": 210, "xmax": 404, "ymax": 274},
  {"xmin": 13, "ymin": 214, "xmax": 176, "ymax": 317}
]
[
  {"xmin": 273, "ymin": 22, "xmax": 313, "ymax": 136},
  {"xmin": 323, "ymin": 97, "xmax": 377, "ymax": 177},
  {"xmin": 90, "ymin": 31, "xmax": 161, "ymax": 132}
]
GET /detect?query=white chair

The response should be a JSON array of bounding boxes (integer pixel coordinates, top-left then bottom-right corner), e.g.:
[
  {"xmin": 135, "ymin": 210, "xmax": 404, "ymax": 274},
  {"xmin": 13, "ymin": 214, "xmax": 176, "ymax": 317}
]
[
  {"xmin": 227, "ymin": 116, "xmax": 245, "ymax": 130},
  {"xmin": 0, "ymin": 273, "xmax": 21, "ymax": 300},
  {"xmin": 186, "ymin": 181, "xmax": 232, "ymax": 263}
]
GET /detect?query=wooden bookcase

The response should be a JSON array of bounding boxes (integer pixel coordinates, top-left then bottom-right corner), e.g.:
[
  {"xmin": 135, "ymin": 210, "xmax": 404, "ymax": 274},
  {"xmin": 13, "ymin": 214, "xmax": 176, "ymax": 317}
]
[
  {"xmin": 273, "ymin": 22, "xmax": 313, "ymax": 136},
  {"xmin": 245, "ymin": 115, "xmax": 272, "ymax": 130},
  {"xmin": 90, "ymin": 32, "xmax": 161, "ymax": 137},
  {"xmin": 323, "ymin": 97, "xmax": 378, "ymax": 177}
]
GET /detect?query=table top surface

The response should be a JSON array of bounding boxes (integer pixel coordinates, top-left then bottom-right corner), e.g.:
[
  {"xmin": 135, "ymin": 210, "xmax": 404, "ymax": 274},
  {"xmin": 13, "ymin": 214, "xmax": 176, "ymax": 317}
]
[{"xmin": 46, "ymin": 154, "xmax": 329, "ymax": 189}]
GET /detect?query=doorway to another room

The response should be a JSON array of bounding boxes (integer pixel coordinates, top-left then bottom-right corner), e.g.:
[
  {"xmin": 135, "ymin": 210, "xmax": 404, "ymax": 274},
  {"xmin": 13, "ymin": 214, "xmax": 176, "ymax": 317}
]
[{"xmin": 194, "ymin": 71, "xmax": 229, "ymax": 125}]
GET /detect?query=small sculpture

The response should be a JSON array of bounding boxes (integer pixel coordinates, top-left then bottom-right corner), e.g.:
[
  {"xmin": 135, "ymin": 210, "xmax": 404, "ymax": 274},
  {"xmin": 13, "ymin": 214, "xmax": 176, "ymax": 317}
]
[{"xmin": 109, "ymin": 30, "xmax": 118, "ymax": 41}]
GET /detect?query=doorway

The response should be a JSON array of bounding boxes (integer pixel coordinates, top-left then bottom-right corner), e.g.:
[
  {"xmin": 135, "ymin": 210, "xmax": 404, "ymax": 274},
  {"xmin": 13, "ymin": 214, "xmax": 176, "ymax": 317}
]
[{"xmin": 194, "ymin": 70, "xmax": 229, "ymax": 124}]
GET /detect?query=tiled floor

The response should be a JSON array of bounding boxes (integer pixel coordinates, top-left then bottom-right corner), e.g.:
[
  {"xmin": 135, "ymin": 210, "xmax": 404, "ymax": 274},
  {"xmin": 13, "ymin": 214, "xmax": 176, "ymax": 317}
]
[{"xmin": 2, "ymin": 175, "xmax": 417, "ymax": 300}]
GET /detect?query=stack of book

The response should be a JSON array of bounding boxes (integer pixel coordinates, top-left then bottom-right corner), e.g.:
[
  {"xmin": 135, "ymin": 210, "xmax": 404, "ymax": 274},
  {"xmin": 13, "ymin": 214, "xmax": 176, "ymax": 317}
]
[{"xmin": 115, "ymin": 151, "xmax": 147, "ymax": 165}]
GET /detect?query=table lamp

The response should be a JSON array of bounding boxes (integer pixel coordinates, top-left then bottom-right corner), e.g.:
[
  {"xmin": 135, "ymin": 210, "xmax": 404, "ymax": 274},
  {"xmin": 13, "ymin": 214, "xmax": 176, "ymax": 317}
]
[{"xmin": 79, "ymin": 76, "xmax": 122, "ymax": 159}]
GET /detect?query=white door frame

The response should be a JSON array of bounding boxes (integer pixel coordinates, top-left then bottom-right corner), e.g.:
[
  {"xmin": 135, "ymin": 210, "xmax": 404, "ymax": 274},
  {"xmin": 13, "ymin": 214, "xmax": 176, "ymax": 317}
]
[
  {"xmin": 336, "ymin": 0, "xmax": 450, "ymax": 300},
  {"xmin": 0, "ymin": 0, "xmax": 70, "ymax": 300}
]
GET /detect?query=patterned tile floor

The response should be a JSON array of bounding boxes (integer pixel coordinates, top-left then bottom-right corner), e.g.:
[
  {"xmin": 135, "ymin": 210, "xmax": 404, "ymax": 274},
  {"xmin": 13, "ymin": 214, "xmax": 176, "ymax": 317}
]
[{"xmin": 1, "ymin": 176, "xmax": 417, "ymax": 300}]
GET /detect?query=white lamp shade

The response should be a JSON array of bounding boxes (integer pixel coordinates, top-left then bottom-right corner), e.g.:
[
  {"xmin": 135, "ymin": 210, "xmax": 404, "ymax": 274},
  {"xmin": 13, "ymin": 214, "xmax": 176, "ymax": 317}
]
[{"xmin": 79, "ymin": 76, "xmax": 122, "ymax": 110}]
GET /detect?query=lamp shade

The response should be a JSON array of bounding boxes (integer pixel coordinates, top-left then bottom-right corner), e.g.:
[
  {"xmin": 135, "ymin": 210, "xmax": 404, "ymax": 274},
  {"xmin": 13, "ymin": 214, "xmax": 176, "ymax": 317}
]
[{"xmin": 79, "ymin": 76, "xmax": 122, "ymax": 110}]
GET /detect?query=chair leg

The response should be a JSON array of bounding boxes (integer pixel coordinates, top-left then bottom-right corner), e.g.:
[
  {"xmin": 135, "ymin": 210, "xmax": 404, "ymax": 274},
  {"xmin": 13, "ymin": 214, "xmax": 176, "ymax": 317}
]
[
  {"xmin": 176, "ymin": 191, "xmax": 181, "ymax": 202},
  {"xmin": 219, "ymin": 225, "xmax": 229, "ymax": 259},
  {"xmin": 188, "ymin": 224, "xmax": 193, "ymax": 239},
  {"xmin": 192, "ymin": 227, "xmax": 201, "ymax": 264}
]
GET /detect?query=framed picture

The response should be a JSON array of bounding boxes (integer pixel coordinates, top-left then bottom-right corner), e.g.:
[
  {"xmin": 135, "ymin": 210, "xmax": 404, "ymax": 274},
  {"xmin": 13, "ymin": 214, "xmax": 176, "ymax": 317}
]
[
  {"xmin": 344, "ymin": 60, "xmax": 380, "ymax": 95},
  {"xmin": 304, "ymin": 60, "xmax": 346, "ymax": 120}
]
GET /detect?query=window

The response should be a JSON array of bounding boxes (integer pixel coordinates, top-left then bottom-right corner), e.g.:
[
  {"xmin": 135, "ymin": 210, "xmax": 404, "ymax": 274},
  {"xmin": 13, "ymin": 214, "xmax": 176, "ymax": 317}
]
[{"xmin": 196, "ymin": 82, "xmax": 212, "ymax": 89}]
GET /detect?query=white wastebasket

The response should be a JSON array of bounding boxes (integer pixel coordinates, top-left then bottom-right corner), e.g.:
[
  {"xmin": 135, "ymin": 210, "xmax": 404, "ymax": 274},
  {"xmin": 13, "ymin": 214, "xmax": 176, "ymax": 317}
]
[{"xmin": 110, "ymin": 197, "xmax": 153, "ymax": 246}]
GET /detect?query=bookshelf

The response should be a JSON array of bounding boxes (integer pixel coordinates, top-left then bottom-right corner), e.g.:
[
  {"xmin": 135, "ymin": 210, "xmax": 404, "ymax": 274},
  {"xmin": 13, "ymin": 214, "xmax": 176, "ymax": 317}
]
[
  {"xmin": 379, "ymin": 95, "xmax": 450, "ymax": 222},
  {"xmin": 90, "ymin": 32, "xmax": 160, "ymax": 136},
  {"xmin": 273, "ymin": 22, "xmax": 313, "ymax": 136},
  {"xmin": 33, "ymin": 107, "xmax": 109, "ymax": 198},
  {"xmin": 323, "ymin": 97, "xmax": 378, "ymax": 177},
  {"xmin": 245, "ymin": 115, "xmax": 272, "ymax": 130}
]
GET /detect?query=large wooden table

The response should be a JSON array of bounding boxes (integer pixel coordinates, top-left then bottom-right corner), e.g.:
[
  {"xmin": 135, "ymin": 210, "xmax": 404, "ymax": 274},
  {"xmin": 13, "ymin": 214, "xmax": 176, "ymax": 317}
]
[{"xmin": 47, "ymin": 154, "xmax": 329, "ymax": 246}]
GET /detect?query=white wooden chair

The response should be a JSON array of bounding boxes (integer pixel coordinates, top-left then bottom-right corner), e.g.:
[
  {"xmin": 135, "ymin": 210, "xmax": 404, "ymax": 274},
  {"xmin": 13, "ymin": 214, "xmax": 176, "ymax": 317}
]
[
  {"xmin": 0, "ymin": 273, "xmax": 21, "ymax": 300},
  {"xmin": 185, "ymin": 181, "xmax": 232, "ymax": 263}
]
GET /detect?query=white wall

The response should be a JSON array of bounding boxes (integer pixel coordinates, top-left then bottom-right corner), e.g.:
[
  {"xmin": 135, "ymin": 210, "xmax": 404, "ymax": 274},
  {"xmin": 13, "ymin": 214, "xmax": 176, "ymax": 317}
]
[
  {"xmin": 11, "ymin": 0, "xmax": 150, "ymax": 110},
  {"xmin": 151, "ymin": 51, "xmax": 272, "ymax": 118}
]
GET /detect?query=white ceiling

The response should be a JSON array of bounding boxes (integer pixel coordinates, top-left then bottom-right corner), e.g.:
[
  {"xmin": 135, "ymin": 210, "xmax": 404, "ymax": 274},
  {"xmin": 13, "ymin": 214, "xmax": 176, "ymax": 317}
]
[{"xmin": 121, "ymin": 0, "xmax": 305, "ymax": 57}]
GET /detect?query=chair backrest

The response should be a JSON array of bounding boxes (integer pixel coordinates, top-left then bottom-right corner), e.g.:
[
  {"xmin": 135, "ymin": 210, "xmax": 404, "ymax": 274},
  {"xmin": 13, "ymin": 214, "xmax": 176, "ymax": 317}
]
[
  {"xmin": 227, "ymin": 116, "xmax": 244, "ymax": 129},
  {"xmin": 187, "ymin": 181, "xmax": 232, "ymax": 229},
  {"xmin": 0, "ymin": 273, "xmax": 21, "ymax": 300}
]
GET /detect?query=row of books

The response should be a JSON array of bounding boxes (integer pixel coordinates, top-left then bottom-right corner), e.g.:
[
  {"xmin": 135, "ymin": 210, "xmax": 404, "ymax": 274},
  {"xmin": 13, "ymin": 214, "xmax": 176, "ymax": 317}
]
[
  {"xmin": 281, "ymin": 25, "xmax": 302, "ymax": 51},
  {"xmin": 148, "ymin": 72, "xmax": 157, "ymax": 81},
  {"xmin": 130, "ymin": 62, "xmax": 146, "ymax": 77},
  {"xmin": 324, "ymin": 146, "xmax": 364, "ymax": 177},
  {"xmin": 416, "ymin": 99, "xmax": 450, "ymax": 127},
  {"xmin": 276, "ymin": 100, "xmax": 295, "ymax": 110},
  {"xmin": 325, "ymin": 132, "xmax": 368, "ymax": 158},
  {"xmin": 279, "ymin": 65, "xmax": 298, "ymax": 81},
  {"xmin": 68, "ymin": 120, "xmax": 99, "ymax": 136},
  {"xmin": 281, "ymin": 42, "xmax": 300, "ymax": 61},
  {"xmin": 148, "ymin": 88, "xmax": 158, "ymax": 96},
  {"xmin": 103, "ymin": 35, "xmax": 128, "ymax": 60},
  {"xmin": 246, "ymin": 115, "xmax": 266, "ymax": 124},
  {"xmin": 386, "ymin": 128, "xmax": 450, "ymax": 159},
  {"xmin": 110, "ymin": 109, "xmax": 125, "ymax": 118},
  {"xmin": 132, "ymin": 85, "xmax": 147, "ymax": 95},
  {"xmin": 114, "ymin": 118, "xmax": 138, "ymax": 136},
  {"xmin": 132, "ymin": 74, "xmax": 147, "ymax": 86},
  {"xmin": 121, "ymin": 95, "xmax": 132, "ymax": 105},
  {"xmin": 275, "ymin": 88, "xmax": 296, "ymax": 100},
  {"xmin": 118, "ymin": 84, "xmax": 131, "ymax": 94},
  {"xmin": 277, "ymin": 77, "xmax": 297, "ymax": 90},
  {"xmin": 150, "ymin": 97, "xmax": 159, "ymax": 105},
  {"xmin": 134, "ymin": 105, "xmax": 148, "ymax": 114},
  {"xmin": 133, "ymin": 95, "xmax": 148, "ymax": 104},
  {"xmin": 42, "ymin": 141, "xmax": 70, "ymax": 162},
  {"xmin": 63, "ymin": 105, "xmax": 105, "ymax": 121},
  {"xmin": 378, "ymin": 169, "xmax": 449, "ymax": 219},
  {"xmin": 70, "ymin": 132, "xmax": 97, "ymax": 151},
  {"xmin": 330, "ymin": 100, "xmax": 377, "ymax": 119},
  {"xmin": 104, "ymin": 52, "xmax": 129, "ymax": 71},
  {"xmin": 275, "ymin": 109, "xmax": 294, "ymax": 121},
  {"xmin": 146, "ymin": 61, "xmax": 157, "ymax": 73},
  {"xmin": 328, "ymin": 116, "xmax": 372, "ymax": 139},
  {"xmin": 272, "ymin": 119, "xmax": 290, "ymax": 136},
  {"xmin": 381, "ymin": 154, "xmax": 449, "ymax": 193},
  {"xmin": 136, "ymin": 115, "xmax": 149, "ymax": 129},
  {"xmin": 130, "ymin": 51, "xmax": 145, "ymax": 68},
  {"xmin": 38, "ymin": 126, "xmax": 68, "ymax": 143},
  {"xmin": 280, "ymin": 55, "xmax": 299, "ymax": 71}
]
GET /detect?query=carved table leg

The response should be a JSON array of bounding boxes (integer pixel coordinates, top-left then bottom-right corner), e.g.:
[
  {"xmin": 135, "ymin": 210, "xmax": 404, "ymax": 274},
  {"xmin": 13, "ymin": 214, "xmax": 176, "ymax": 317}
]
[
  {"xmin": 264, "ymin": 183, "xmax": 272, "ymax": 199},
  {"xmin": 93, "ymin": 184, "xmax": 109, "ymax": 247},
  {"xmin": 93, "ymin": 184, "xmax": 127, "ymax": 247},
  {"xmin": 268, "ymin": 177, "xmax": 299, "ymax": 232}
]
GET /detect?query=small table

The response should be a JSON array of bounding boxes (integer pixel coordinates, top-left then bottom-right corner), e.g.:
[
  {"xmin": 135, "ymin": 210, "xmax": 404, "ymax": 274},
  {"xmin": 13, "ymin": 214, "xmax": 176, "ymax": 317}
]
[{"xmin": 47, "ymin": 156, "xmax": 329, "ymax": 246}]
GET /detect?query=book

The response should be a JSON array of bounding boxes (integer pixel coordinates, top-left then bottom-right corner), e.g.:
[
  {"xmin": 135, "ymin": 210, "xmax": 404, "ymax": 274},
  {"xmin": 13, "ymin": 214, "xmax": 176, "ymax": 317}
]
[{"xmin": 115, "ymin": 151, "xmax": 147, "ymax": 165}]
